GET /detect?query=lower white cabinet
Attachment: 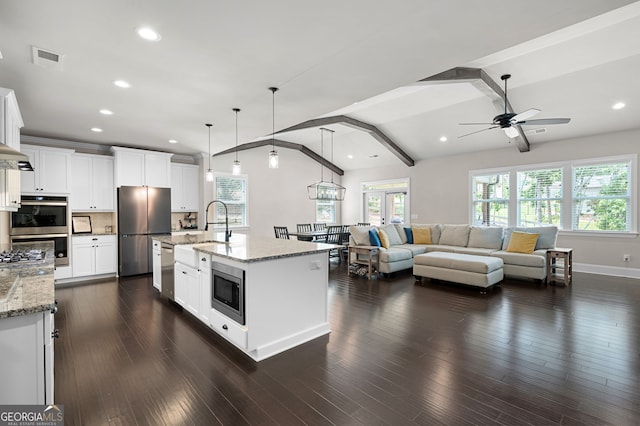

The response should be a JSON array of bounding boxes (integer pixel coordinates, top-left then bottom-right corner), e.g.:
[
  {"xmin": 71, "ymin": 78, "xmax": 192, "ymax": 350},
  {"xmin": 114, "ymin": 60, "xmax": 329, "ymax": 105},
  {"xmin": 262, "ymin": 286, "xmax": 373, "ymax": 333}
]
[
  {"xmin": 209, "ymin": 308, "xmax": 247, "ymax": 349},
  {"xmin": 72, "ymin": 235, "xmax": 117, "ymax": 278},
  {"xmin": 0, "ymin": 309, "xmax": 56, "ymax": 404},
  {"xmin": 175, "ymin": 262, "xmax": 199, "ymax": 316},
  {"xmin": 152, "ymin": 240, "xmax": 162, "ymax": 291},
  {"xmin": 198, "ymin": 254, "xmax": 211, "ymax": 324}
]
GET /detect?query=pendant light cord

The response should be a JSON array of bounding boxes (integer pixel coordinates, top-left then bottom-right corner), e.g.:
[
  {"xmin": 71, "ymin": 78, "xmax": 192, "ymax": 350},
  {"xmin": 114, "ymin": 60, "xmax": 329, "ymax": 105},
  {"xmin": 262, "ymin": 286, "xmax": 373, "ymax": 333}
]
[
  {"xmin": 269, "ymin": 87, "xmax": 278, "ymax": 151},
  {"xmin": 233, "ymin": 108, "xmax": 240, "ymax": 161},
  {"xmin": 206, "ymin": 123, "xmax": 212, "ymax": 169}
]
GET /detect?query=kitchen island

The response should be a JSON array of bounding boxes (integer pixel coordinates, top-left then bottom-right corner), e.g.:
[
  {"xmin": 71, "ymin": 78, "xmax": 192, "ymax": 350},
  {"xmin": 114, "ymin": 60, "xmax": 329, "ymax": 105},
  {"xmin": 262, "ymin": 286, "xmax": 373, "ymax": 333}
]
[
  {"xmin": 0, "ymin": 242, "xmax": 56, "ymax": 404},
  {"xmin": 154, "ymin": 232, "xmax": 336, "ymax": 361}
]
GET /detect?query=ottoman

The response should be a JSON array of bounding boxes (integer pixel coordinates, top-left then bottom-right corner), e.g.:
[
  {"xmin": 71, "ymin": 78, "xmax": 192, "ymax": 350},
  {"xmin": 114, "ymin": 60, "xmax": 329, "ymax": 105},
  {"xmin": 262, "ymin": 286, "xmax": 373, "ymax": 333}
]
[{"xmin": 413, "ymin": 252, "xmax": 504, "ymax": 293}]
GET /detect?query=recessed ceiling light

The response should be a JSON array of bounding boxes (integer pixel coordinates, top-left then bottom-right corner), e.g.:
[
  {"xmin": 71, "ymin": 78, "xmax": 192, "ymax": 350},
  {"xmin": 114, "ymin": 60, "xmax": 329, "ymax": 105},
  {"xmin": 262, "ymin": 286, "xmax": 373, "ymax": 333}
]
[
  {"xmin": 168, "ymin": 139, "xmax": 178, "ymax": 144},
  {"xmin": 91, "ymin": 127, "xmax": 103, "ymax": 133},
  {"xmin": 440, "ymin": 136, "xmax": 447, "ymax": 142},
  {"xmin": 136, "ymin": 27, "xmax": 161, "ymax": 41},
  {"xmin": 612, "ymin": 102, "xmax": 626, "ymax": 110},
  {"xmin": 113, "ymin": 80, "xmax": 131, "ymax": 88},
  {"xmin": 347, "ymin": 154, "xmax": 353, "ymax": 159},
  {"xmin": 99, "ymin": 109, "xmax": 113, "ymax": 115}
]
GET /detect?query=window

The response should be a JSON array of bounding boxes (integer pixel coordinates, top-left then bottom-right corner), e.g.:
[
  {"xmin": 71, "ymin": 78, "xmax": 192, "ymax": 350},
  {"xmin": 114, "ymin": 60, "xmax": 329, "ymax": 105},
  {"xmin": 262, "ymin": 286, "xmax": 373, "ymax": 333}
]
[
  {"xmin": 316, "ymin": 199, "xmax": 335, "ymax": 223},
  {"xmin": 573, "ymin": 161, "xmax": 631, "ymax": 231},
  {"xmin": 361, "ymin": 179, "xmax": 410, "ymax": 225},
  {"xmin": 471, "ymin": 173, "xmax": 509, "ymax": 226},
  {"xmin": 214, "ymin": 174, "xmax": 247, "ymax": 227},
  {"xmin": 470, "ymin": 155, "xmax": 636, "ymax": 233},
  {"xmin": 517, "ymin": 168, "xmax": 562, "ymax": 227}
]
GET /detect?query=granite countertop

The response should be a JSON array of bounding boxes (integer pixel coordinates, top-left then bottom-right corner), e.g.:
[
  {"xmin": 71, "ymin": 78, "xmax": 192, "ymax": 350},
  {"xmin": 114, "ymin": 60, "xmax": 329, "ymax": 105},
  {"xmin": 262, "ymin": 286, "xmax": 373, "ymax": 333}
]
[
  {"xmin": 154, "ymin": 231, "xmax": 230, "ymax": 246},
  {"xmin": 0, "ymin": 242, "xmax": 56, "ymax": 319}
]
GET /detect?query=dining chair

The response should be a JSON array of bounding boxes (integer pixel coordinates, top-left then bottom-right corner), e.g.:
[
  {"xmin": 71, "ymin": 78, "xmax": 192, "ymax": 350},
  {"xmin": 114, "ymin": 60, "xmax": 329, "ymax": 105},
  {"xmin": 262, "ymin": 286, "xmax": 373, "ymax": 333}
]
[
  {"xmin": 296, "ymin": 224, "xmax": 313, "ymax": 241},
  {"xmin": 325, "ymin": 225, "xmax": 343, "ymax": 261},
  {"xmin": 340, "ymin": 224, "xmax": 350, "ymax": 261},
  {"xmin": 357, "ymin": 222, "xmax": 370, "ymax": 226},
  {"xmin": 313, "ymin": 223, "xmax": 327, "ymax": 242},
  {"xmin": 274, "ymin": 226, "xmax": 290, "ymax": 239}
]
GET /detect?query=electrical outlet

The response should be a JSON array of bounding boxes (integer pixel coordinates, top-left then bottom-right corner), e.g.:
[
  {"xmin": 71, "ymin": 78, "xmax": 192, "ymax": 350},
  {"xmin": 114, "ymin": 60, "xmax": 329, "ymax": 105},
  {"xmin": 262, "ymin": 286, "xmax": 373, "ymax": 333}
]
[{"xmin": 623, "ymin": 254, "xmax": 631, "ymax": 262}]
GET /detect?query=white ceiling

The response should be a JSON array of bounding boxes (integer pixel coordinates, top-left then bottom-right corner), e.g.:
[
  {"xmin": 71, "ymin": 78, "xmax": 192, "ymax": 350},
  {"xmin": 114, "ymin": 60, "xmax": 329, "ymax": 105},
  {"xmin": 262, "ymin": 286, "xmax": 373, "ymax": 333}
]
[{"xmin": 1, "ymin": 1, "xmax": 639, "ymax": 171}]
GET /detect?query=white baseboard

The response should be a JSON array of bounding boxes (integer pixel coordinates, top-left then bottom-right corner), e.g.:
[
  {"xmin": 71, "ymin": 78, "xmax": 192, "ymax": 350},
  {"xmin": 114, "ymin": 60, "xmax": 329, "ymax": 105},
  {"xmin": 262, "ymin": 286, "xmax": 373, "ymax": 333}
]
[{"xmin": 573, "ymin": 262, "xmax": 640, "ymax": 280}]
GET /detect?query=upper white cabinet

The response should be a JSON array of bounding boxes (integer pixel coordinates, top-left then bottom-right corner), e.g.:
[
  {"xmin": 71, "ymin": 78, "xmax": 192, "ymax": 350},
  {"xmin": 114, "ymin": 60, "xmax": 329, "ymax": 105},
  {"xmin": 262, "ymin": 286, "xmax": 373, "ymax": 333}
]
[
  {"xmin": 20, "ymin": 145, "xmax": 73, "ymax": 194},
  {"xmin": 112, "ymin": 146, "xmax": 172, "ymax": 188},
  {"xmin": 0, "ymin": 87, "xmax": 23, "ymax": 150},
  {"xmin": 0, "ymin": 169, "xmax": 21, "ymax": 211},
  {"xmin": 171, "ymin": 163, "xmax": 200, "ymax": 212},
  {"xmin": 70, "ymin": 153, "xmax": 114, "ymax": 211}
]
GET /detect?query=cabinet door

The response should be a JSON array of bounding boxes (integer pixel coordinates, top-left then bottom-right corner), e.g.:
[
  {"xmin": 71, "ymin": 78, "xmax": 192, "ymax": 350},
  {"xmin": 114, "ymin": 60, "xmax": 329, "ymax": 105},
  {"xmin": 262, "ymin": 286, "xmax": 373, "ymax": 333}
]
[
  {"xmin": 152, "ymin": 248, "xmax": 162, "ymax": 291},
  {"xmin": 3, "ymin": 96, "xmax": 22, "ymax": 150},
  {"xmin": 91, "ymin": 156, "xmax": 114, "ymax": 210},
  {"xmin": 144, "ymin": 153, "xmax": 171, "ymax": 188},
  {"xmin": 115, "ymin": 150, "xmax": 145, "ymax": 187},
  {"xmin": 72, "ymin": 241, "xmax": 95, "ymax": 277},
  {"xmin": 39, "ymin": 149, "xmax": 71, "ymax": 193},
  {"xmin": 170, "ymin": 164, "xmax": 184, "ymax": 211},
  {"xmin": 182, "ymin": 165, "xmax": 200, "ymax": 211},
  {"xmin": 20, "ymin": 146, "xmax": 38, "ymax": 193},
  {"xmin": 70, "ymin": 155, "xmax": 92, "ymax": 210},
  {"xmin": 94, "ymin": 237, "xmax": 117, "ymax": 274},
  {"xmin": 184, "ymin": 265, "xmax": 200, "ymax": 317},
  {"xmin": 0, "ymin": 169, "xmax": 21, "ymax": 210},
  {"xmin": 174, "ymin": 262, "xmax": 188, "ymax": 307},
  {"xmin": 198, "ymin": 255, "xmax": 211, "ymax": 324}
]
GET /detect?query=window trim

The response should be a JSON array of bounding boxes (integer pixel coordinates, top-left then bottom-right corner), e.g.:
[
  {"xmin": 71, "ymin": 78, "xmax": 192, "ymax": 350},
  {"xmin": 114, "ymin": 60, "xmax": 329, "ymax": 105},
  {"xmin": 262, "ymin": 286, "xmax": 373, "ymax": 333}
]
[
  {"xmin": 469, "ymin": 154, "xmax": 637, "ymax": 234},
  {"xmin": 213, "ymin": 172, "xmax": 249, "ymax": 228}
]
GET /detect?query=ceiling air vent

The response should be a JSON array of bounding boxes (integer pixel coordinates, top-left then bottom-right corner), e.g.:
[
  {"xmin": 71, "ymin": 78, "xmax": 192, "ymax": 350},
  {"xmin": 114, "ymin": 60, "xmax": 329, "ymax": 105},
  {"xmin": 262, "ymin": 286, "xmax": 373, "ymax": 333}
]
[
  {"xmin": 525, "ymin": 127, "xmax": 547, "ymax": 135},
  {"xmin": 32, "ymin": 46, "xmax": 64, "ymax": 70}
]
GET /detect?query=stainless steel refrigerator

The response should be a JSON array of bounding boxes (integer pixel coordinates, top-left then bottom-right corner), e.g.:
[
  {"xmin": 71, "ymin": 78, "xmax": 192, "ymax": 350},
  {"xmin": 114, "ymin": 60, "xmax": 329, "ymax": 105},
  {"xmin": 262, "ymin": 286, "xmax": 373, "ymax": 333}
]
[{"xmin": 117, "ymin": 186, "xmax": 171, "ymax": 276}]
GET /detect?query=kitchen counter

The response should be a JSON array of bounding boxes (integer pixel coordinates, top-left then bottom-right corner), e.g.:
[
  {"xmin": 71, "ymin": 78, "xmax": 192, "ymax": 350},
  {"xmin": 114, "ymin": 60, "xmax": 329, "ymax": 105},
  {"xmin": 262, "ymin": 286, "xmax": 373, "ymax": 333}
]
[
  {"xmin": 154, "ymin": 232, "xmax": 338, "ymax": 263},
  {"xmin": 0, "ymin": 242, "xmax": 55, "ymax": 319}
]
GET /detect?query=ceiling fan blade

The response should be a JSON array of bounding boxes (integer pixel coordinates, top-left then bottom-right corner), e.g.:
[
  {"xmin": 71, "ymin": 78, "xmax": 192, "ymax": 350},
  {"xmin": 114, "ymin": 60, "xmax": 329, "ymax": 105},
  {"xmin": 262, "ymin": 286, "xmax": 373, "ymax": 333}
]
[
  {"xmin": 459, "ymin": 122, "xmax": 494, "ymax": 126},
  {"xmin": 517, "ymin": 118, "xmax": 571, "ymax": 125},
  {"xmin": 511, "ymin": 108, "xmax": 541, "ymax": 122},
  {"xmin": 458, "ymin": 126, "xmax": 499, "ymax": 138}
]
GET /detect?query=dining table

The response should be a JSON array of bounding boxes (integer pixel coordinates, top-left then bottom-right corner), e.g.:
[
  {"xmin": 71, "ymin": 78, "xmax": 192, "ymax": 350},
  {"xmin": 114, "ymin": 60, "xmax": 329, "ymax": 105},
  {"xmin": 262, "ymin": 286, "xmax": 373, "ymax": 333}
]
[{"xmin": 288, "ymin": 229, "xmax": 329, "ymax": 241}]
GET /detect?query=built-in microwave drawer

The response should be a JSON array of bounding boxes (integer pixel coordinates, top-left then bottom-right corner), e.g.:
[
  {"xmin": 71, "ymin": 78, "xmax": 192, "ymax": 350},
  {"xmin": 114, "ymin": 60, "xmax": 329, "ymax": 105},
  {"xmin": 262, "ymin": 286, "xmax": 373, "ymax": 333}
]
[{"xmin": 209, "ymin": 308, "xmax": 248, "ymax": 349}]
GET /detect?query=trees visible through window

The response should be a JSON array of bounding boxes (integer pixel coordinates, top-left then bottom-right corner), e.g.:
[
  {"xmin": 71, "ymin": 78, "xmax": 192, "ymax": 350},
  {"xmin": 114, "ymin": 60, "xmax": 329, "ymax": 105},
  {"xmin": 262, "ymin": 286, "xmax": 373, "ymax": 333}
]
[
  {"xmin": 471, "ymin": 173, "xmax": 509, "ymax": 226},
  {"xmin": 517, "ymin": 168, "xmax": 562, "ymax": 226},
  {"xmin": 214, "ymin": 174, "xmax": 247, "ymax": 227}
]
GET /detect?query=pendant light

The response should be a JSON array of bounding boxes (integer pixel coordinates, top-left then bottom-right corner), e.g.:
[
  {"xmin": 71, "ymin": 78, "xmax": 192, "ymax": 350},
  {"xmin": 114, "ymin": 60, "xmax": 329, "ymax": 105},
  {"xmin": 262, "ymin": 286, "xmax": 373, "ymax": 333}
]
[
  {"xmin": 268, "ymin": 87, "xmax": 279, "ymax": 169},
  {"xmin": 205, "ymin": 123, "xmax": 214, "ymax": 182},
  {"xmin": 232, "ymin": 108, "xmax": 241, "ymax": 175},
  {"xmin": 307, "ymin": 128, "xmax": 345, "ymax": 201}
]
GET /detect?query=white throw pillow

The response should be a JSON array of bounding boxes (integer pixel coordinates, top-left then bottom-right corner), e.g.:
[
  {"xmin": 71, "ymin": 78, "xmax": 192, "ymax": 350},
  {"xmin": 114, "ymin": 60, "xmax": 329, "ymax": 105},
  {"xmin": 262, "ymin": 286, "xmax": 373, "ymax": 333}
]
[{"xmin": 379, "ymin": 224, "xmax": 403, "ymax": 246}]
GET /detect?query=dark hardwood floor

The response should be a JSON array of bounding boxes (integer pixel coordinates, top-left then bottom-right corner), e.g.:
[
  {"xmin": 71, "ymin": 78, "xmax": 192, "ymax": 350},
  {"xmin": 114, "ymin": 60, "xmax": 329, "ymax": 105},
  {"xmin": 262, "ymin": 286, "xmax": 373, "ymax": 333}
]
[{"xmin": 54, "ymin": 263, "xmax": 640, "ymax": 425}]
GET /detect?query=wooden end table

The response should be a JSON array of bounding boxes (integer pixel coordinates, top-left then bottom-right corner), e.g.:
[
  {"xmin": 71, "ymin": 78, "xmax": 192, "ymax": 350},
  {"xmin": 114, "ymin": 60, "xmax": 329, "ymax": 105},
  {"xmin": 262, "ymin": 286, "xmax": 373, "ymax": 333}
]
[
  {"xmin": 546, "ymin": 248, "xmax": 573, "ymax": 286},
  {"xmin": 348, "ymin": 245, "xmax": 379, "ymax": 279}
]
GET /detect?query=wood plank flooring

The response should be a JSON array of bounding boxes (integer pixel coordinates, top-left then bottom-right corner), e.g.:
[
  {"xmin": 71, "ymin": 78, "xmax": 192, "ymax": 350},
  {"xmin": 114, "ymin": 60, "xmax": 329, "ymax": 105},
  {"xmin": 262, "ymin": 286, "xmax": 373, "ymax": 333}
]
[{"xmin": 54, "ymin": 264, "xmax": 640, "ymax": 425}]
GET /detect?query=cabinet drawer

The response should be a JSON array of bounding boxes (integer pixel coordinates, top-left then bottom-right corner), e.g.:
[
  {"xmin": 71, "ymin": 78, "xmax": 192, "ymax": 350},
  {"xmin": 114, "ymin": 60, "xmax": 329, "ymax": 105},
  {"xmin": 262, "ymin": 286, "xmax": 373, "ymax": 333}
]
[{"xmin": 209, "ymin": 308, "xmax": 247, "ymax": 349}]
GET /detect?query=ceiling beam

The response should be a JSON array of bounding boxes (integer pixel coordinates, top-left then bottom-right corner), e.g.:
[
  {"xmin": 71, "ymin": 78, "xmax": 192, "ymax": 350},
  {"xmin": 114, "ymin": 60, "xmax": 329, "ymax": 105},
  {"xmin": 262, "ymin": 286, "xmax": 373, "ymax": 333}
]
[
  {"xmin": 277, "ymin": 115, "xmax": 415, "ymax": 167},
  {"xmin": 419, "ymin": 67, "xmax": 530, "ymax": 152},
  {"xmin": 213, "ymin": 139, "xmax": 344, "ymax": 176}
]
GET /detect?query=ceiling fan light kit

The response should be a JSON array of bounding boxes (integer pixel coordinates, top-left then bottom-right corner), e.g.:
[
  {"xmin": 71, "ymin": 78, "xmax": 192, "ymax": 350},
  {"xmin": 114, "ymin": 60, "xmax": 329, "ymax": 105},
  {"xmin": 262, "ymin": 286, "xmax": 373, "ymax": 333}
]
[{"xmin": 459, "ymin": 73, "xmax": 571, "ymax": 139}]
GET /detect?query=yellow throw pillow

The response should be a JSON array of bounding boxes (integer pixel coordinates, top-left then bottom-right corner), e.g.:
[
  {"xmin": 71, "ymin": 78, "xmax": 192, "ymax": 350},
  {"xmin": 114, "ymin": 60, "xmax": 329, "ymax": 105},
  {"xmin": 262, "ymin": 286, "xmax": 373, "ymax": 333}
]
[
  {"xmin": 506, "ymin": 231, "xmax": 539, "ymax": 254},
  {"xmin": 378, "ymin": 228, "xmax": 390, "ymax": 249},
  {"xmin": 413, "ymin": 227, "xmax": 432, "ymax": 244}
]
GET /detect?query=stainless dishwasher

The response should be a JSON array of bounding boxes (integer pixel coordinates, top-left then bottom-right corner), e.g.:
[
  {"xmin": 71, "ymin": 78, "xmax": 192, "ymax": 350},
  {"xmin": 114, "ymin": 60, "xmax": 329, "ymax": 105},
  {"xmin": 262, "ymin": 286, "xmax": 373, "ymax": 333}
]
[{"xmin": 160, "ymin": 242, "xmax": 175, "ymax": 300}]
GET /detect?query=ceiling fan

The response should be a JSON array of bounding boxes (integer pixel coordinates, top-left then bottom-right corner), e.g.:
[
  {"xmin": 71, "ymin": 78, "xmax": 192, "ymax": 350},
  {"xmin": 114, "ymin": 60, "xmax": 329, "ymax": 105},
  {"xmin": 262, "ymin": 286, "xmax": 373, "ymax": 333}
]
[{"xmin": 459, "ymin": 74, "xmax": 571, "ymax": 139}]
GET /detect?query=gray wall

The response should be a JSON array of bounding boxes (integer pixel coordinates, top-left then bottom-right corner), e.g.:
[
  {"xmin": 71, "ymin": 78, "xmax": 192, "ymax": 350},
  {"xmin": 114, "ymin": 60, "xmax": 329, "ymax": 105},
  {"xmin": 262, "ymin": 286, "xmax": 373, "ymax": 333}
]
[{"xmin": 341, "ymin": 129, "xmax": 640, "ymax": 278}]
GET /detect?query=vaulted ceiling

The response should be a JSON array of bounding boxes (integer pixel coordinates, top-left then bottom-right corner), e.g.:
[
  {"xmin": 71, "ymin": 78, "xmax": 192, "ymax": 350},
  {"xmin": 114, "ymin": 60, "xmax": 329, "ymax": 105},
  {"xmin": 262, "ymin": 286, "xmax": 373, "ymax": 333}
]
[{"xmin": 1, "ymin": 1, "xmax": 639, "ymax": 171}]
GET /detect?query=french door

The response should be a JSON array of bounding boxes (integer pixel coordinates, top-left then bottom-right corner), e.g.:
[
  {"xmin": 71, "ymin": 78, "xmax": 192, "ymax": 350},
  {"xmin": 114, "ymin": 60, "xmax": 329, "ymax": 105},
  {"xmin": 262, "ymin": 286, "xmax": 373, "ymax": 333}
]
[{"xmin": 363, "ymin": 190, "xmax": 407, "ymax": 226}]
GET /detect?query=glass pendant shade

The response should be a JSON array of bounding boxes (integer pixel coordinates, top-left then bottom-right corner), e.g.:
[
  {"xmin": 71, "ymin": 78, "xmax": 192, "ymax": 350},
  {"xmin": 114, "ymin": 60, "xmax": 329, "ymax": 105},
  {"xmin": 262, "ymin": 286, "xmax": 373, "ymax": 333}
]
[
  {"xmin": 232, "ymin": 160, "xmax": 241, "ymax": 175},
  {"xmin": 268, "ymin": 150, "xmax": 279, "ymax": 169},
  {"xmin": 205, "ymin": 169, "xmax": 214, "ymax": 182},
  {"xmin": 232, "ymin": 108, "xmax": 241, "ymax": 175},
  {"xmin": 205, "ymin": 123, "xmax": 213, "ymax": 182}
]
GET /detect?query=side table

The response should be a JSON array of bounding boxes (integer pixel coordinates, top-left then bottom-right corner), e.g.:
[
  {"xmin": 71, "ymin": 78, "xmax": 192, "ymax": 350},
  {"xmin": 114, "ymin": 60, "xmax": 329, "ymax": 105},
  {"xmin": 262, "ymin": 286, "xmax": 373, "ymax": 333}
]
[
  {"xmin": 546, "ymin": 248, "xmax": 573, "ymax": 285},
  {"xmin": 348, "ymin": 245, "xmax": 379, "ymax": 279}
]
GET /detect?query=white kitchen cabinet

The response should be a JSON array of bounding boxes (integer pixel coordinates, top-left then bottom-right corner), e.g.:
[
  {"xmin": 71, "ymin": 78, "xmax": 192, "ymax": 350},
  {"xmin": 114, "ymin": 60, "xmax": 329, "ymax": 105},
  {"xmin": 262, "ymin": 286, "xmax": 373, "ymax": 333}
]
[
  {"xmin": 152, "ymin": 240, "xmax": 162, "ymax": 291},
  {"xmin": 0, "ymin": 87, "xmax": 23, "ymax": 150},
  {"xmin": 198, "ymin": 254, "xmax": 211, "ymax": 324},
  {"xmin": 70, "ymin": 153, "xmax": 114, "ymax": 211},
  {"xmin": 112, "ymin": 146, "xmax": 172, "ymax": 188},
  {"xmin": 0, "ymin": 309, "xmax": 56, "ymax": 404},
  {"xmin": 72, "ymin": 235, "xmax": 117, "ymax": 277},
  {"xmin": 21, "ymin": 144, "xmax": 73, "ymax": 194},
  {"xmin": 171, "ymin": 163, "xmax": 200, "ymax": 212},
  {"xmin": 175, "ymin": 261, "xmax": 199, "ymax": 316},
  {"xmin": 0, "ymin": 168, "xmax": 21, "ymax": 211}
]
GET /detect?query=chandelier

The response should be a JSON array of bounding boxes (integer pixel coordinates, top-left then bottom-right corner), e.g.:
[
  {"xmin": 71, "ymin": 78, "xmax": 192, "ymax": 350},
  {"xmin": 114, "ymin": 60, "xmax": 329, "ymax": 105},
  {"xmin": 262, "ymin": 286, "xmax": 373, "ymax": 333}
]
[{"xmin": 307, "ymin": 128, "xmax": 345, "ymax": 201}]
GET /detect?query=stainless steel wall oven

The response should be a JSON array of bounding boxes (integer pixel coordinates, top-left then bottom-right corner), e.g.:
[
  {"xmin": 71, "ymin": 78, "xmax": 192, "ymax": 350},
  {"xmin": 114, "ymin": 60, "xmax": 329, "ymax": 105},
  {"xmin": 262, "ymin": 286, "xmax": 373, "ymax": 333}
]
[
  {"xmin": 211, "ymin": 261, "xmax": 245, "ymax": 325},
  {"xmin": 10, "ymin": 196, "xmax": 70, "ymax": 266}
]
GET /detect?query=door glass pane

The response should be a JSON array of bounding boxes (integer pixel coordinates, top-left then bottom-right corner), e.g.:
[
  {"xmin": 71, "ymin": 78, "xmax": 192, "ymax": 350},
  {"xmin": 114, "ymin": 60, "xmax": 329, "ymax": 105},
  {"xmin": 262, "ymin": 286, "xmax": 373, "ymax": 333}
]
[
  {"xmin": 388, "ymin": 192, "xmax": 405, "ymax": 224},
  {"xmin": 365, "ymin": 193, "xmax": 382, "ymax": 226}
]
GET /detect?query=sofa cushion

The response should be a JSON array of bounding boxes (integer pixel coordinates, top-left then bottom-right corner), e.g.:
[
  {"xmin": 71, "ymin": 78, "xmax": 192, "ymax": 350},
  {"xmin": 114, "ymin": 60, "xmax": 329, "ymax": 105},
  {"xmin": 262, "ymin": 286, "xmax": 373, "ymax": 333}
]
[
  {"xmin": 439, "ymin": 225, "xmax": 471, "ymax": 247},
  {"xmin": 468, "ymin": 226, "xmax": 504, "ymax": 249},
  {"xmin": 379, "ymin": 247, "xmax": 414, "ymax": 263},
  {"xmin": 423, "ymin": 244, "xmax": 456, "ymax": 253},
  {"xmin": 394, "ymin": 224, "xmax": 408, "ymax": 244},
  {"xmin": 412, "ymin": 224, "xmax": 441, "ymax": 244},
  {"xmin": 502, "ymin": 226, "xmax": 558, "ymax": 250},
  {"xmin": 490, "ymin": 250, "xmax": 546, "ymax": 267},
  {"xmin": 379, "ymin": 224, "xmax": 403, "ymax": 246},
  {"xmin": 452, "ymin": 247, "xmax": 496, "ymax": 256},
  {"xmin": 350, "ymin": 225, "xmax": 374, "ymax": 246},
  {"xmin": 396, "ymin": 244, "xmax": 427, "ymax": 257},
  {"xmin": 506, "ymin": 231, "xmax": 539, "ymax": 254},
  {"xmin": 413, "ymin": 227, "xmax": 432, "ymax": 244}
]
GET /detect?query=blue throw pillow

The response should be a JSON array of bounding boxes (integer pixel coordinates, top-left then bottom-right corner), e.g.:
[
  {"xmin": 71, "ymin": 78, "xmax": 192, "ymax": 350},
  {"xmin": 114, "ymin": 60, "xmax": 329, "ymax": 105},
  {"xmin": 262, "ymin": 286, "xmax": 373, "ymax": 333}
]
[
  {"xmin": 404, "ymin": 227, "xmax": 413, "ymax": 244},
  {"xmin": 369, "ymin": 229, "xmax": 381, "ymax": 247}
]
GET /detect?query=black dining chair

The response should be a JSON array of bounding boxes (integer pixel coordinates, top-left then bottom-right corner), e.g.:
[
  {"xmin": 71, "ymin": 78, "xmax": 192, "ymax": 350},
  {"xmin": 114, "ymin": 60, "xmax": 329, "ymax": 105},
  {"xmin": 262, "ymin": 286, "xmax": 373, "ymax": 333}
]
[
  {"xmin": 274, "ymin": 226, "xmax": 290, "ymax": 239},
  {"xmin": 325, "ymin": 225, "xmax": 343, "ymax": 261},
  {"xmin": 357, "ymin": 222, "xmax": 370, "ymax": 226},
  {"xmin": 313, "ymin": 223, "xmax": 327, "ymax": 242},
  {"xmin": 340, "ymin": 224, "xmax": 350, "ymax": 260},
  {"xmin": 296, "ymin": 224, "xmax": 313, "ymax": 241}
]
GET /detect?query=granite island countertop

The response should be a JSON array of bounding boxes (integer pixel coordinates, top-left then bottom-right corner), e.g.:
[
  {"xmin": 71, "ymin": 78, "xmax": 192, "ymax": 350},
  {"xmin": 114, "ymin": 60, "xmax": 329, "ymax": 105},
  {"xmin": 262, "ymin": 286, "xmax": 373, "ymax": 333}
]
[
  {"xmin": 0, "ymin": 242, "xmax": 56, "ymax": 319},
  {"xmin": 157, "ymin": 232, "xmax": 339, "ymax": 263}
]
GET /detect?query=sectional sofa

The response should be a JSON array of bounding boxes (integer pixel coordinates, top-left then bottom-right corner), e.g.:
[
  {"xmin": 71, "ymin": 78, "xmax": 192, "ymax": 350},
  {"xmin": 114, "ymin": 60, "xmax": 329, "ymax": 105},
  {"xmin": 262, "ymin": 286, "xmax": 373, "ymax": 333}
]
[{"xmin": 348, "ymin": 224, "xmax": 559, "ymax": 281}]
